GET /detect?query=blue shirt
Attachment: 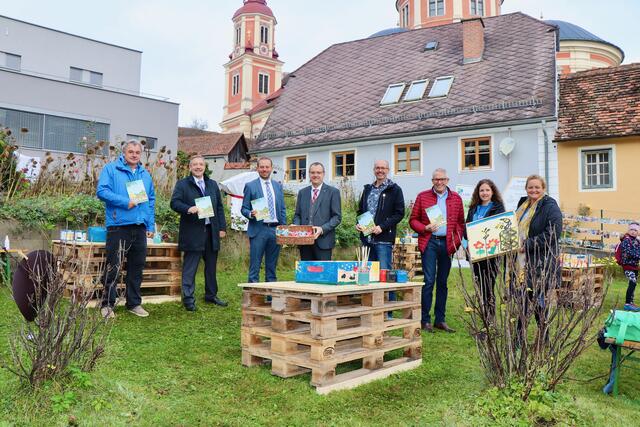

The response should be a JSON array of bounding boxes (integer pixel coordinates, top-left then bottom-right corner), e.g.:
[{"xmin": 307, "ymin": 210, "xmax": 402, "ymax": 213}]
[
  {"xmin": 433, "ymin": 189, "xmax": 448, "ymax": 237},
  {"xmin": 473, "ymin": 202, "xmax": 493, "ymax": 222}
]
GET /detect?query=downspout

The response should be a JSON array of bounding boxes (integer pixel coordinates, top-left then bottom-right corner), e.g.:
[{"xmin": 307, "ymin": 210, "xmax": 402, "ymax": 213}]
[{"xmin": 542, "ymin": 119, "xmax": 549, "ymax": 181}]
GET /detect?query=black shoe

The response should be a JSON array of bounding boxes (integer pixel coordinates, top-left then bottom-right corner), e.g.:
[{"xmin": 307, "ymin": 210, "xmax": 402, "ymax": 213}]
[
  {"xmin": 421, "ymin": 322, "xmax": 434, "ymax": 333},
  {"xmin": 205, "ymin": 296, "xmax": 228, "ymax": 307},
  {"xmin": 185, "ymin": 304, "xmax": 196, "ymax": 312}
]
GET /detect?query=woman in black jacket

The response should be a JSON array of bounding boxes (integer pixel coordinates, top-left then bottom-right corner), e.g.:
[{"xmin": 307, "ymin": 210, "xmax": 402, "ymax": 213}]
[
  {"xmin": 514, "ymin": 174, "xmax": 563, "ymax": 343},
  {"xmin": 466, "ymin": 179, "xmax": 505, "ymax": 318}
]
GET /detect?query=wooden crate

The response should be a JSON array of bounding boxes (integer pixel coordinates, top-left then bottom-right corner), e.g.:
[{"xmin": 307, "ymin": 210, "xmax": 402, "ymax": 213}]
[
  {"xmin": 52, "ymin": 240, "xmax": 181, "ymax": 303},
  {"xmin": 239, "ymin": 281, "xmax": 422, "ymax": 394},
  {"xmin": 555, "ymin": 264, "xmax": 605, "ymax": 309}
]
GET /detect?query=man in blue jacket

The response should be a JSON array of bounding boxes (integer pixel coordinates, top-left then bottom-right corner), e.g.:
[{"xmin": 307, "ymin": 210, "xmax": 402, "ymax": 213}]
[
  {"xmin": 241, "ymin": 157, "xmax": 286, "ymax": 283},
  {"xmin": 97, "ymin": 140, "xmax": 155, "ymax": 319}
]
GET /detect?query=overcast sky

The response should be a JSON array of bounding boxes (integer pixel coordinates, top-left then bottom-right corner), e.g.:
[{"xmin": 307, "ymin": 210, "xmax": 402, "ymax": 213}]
[{"xmin": 3, "ymin": 1, "xmax": 639, "ymax": 130}]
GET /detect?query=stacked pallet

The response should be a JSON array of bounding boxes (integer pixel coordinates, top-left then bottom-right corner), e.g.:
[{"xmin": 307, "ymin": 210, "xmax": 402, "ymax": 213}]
[
  {"xmin": 555, "ymin": 264, "xmax": 605, "ymax": 308},
  {"xmin": 240, "ymin": 281, "xmax": 423, "ymax": 394},
  {"xmin": 393, "ymin": 243, "xmax": 422, "ymax": 279},
  {"xmin": 52, "ymin": 240, "xmax": 181, "ymax": 304}
]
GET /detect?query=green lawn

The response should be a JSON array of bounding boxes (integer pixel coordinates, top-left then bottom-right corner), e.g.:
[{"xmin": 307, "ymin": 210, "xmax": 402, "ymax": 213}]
[{"xmin": 0, "ymin": 265, "xmax": 639, "ymax": 426}]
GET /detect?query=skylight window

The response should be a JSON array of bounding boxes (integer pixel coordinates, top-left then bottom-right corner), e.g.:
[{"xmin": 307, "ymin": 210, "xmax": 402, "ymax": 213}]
[
  {"xmin": 428, "ymin": 76, "xmax": 454, "ymax": 98},
  {"xmin": 424, "ymin": 41, "xmax": 438, "ymax": 51},
  {"xmin": 380, "ymin": 83, "xmax": 406, "ymax": 105},
  {"xmin": 403, "ymin": 80, "xmax": 429, "ymax": 102}
]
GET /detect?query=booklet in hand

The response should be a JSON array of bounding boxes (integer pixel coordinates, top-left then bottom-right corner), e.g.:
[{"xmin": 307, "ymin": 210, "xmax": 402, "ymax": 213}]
[
  {"xmin": 195, "ymin": 196, "xmax": 215, "ymax": 219},
  {"xmin": 126, "ymin": 180, "xmax": 148, "ymax": 204},
  {"xmin": 426, "ymin": 205, "xmax": 446, "ymax": 230},
  {"xmin": 357, "ymin": 211, "xmax": 376, "ymax": 236},
  {"xmin": 251, "ymin": 197, "xmax": 272, "ymax": 222}
]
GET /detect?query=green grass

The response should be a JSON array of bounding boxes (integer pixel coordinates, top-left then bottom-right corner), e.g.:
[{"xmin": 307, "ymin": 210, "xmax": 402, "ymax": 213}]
[{"xmin": 0, "ymin": 266, "xmax": 639, "ymax": 426}]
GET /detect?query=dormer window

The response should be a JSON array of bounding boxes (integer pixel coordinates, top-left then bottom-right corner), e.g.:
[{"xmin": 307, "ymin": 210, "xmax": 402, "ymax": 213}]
[
  {"xmin": 260, "ymin": 25, "xmax": 269, "ymax": 44},
  {"xmin": 428, "ymin": 76, "xmax": 454, "ymax": 98},
  {"xmin": 470, "ymin": 0, "xmax": 484, "ymax": 16},
  {"xmin": 380, "ymin": 83, "xmax": 406, "ymax": 105},
  {"xmin": 404, "ymin": 80, "xmax": 428, "ymax": 102}
]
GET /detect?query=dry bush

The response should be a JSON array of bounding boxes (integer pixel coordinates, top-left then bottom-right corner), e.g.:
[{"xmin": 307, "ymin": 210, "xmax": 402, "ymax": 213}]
[{"xmin": 457, "ymin": 232, "xmax": 608, "ymax": 400}]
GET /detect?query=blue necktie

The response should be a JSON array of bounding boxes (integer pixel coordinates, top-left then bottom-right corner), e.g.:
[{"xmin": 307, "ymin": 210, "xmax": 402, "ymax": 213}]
[{"xmin": 265, "ymin": 181, "xmax": 276, "ymax": 222}]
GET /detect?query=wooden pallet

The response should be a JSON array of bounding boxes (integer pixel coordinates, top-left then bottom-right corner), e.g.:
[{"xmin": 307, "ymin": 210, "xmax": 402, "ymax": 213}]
[
  {"xmin": 52, "ymin": 240, "xmax": 182, "ymax": 301},
  {"xmin": 393, "ymin": 244, "xmax": 423, "ymax": 279},
  {"xmin": 239, "ymin": 281, "xmax": 422, "ymax": 394}
]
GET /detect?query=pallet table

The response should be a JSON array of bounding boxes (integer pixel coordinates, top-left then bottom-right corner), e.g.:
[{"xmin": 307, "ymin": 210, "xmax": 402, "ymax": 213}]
[
  {"xmin": 554, "ymin": 264, "xmax": 605, "ymax": 308},
  {"xmin": 51, "ymin": 240, "xmax": 181, "ymax": 304},
  {"xmin": 239, "ymin": 281, "xmax": 423, "ymax": 394},
  {"xmin": 603, "ymin": 338, "xmax": 640, "ymax": 396}
]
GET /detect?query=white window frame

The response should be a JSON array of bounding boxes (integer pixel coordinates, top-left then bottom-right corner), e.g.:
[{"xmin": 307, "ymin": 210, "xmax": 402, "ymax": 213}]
[
  {"xmin": 232, "ymin": 73, "xmax": 240, "ymax": 96},
  {"xmin": 403, "ymin": 79, "xmax": 429, "ymax": 102},
  {"xmin": 260, "ymin": 25, "xmax": 269, "ymax": 44},
  {"xmin": 380, "ymin": 83, "xmax": 406, "ymax": 105},
  {"xmin": 428, "ymin": 76, "xmax": 454, "ymax": 98},
  {"xmin": 401, "ymin": 4, "xmax": 410, "ymax": 28},
  {"xmin": 258, "ymin": 72, "xmax": 270, "ymax": 95},
  {"xmin": 330, "ymin": 148, "xmax": 358, "ymax": 181},
  {"xmin": 69, "ymin": 66, "xmax": 103, "ymax": 87},
  {"xmin": 578, "ymin": 145, "xmax": 616, "ymax": 192},
  {"xmin": 470, "ymin": 0, "xmax": 485, "ymax": 16},
  {"xmin": 428, "ymin": 0, "xmax": 445, "ymax": 17},
  {"xmin": 393, "ymin": 141, "xmax": 423, "ymax": 176},
  {"xmin": 1, "ymin": 52, "xmax": 21, "ymax": 71},
  {"xmin": 458, "ymin": 135, "xmax": 495, "ymax": 173}
]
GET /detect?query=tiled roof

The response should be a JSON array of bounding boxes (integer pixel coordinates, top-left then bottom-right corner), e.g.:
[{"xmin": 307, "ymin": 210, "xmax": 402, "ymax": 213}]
[
  {"xmin": 224, "ymin": 162, "xmax": 251, "ymax": 170},
  {"xmin": 178, "ymin": 127, "xmax": 211, "ymax": 137},
  {"xmin": 255, "ymin": 12, "xmax": 557, "ymax": 152},
  {"xmin": 178, "ymin": 132, "xmax": 245, "ymax": 157},
  {"xmin": 555, "ymin": 63, "xmax": 640, "ymax": 141},
  {"xmin": 545, "ymin": 20, "xmax": 624, "ymax": 60}
]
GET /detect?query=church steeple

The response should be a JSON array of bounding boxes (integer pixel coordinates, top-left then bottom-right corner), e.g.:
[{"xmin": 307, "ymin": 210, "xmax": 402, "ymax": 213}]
[{"xmin": 221, "ymin": 0, "xmax": 283, "ymax": 137}]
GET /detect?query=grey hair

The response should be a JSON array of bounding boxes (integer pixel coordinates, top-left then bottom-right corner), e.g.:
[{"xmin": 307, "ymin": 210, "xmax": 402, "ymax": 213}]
[
  {"xmin": 373, "ymin": 159, "xmax": 389, "ymax": 169},
  {"xmin": 309, "ymin": 162, "xmax": 325, "ymax": 173},
  {"xmin": 432, "ymin": 168, "xmax": 448, "ymax": 178},
  {"xmin": 123, "ymin": 139, "xmax": 143, "ymax": 151}
]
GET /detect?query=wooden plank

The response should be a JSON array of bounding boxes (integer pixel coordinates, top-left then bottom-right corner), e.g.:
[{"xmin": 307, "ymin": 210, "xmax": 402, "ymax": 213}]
[
  {"xmin": 604, "ymin": 338, "xmax": 640, "ymax": 350},
  {"xmin": 238, "ymin": 281, "xmax": 423, "ymax": 295},
  {"xmin": 315, "ymin": 358, "xmax": 422, "ymax": 395},
  {"xmin": 85, "ymin": 294, "xmax": 180, "ymax": 308}
]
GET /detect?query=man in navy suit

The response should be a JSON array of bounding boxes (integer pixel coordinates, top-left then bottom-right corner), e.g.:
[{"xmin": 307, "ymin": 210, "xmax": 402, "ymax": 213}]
[
  {"xmin": 241, "ymin": 157, "xmax": 287, "ymax": 283},
  {"xmin": 293, "ymin": 162, "xmax": 342, "ymax": 261}
]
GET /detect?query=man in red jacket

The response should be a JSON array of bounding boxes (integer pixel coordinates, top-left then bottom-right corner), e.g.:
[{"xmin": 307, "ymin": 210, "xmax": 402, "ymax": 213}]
[{"xmin": 410, "ymin": 168, "xmax": 465, "ymax": 333}]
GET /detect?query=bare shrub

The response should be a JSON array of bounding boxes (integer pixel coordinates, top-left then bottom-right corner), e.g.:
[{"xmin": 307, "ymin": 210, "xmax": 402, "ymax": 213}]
[
  {"xmin": 457, "ymin": 231, "xmax": 608, "ymax": 400},
  {"xmin": 3, "ymin": 247, "xmax": 117, "ymax": 388}
]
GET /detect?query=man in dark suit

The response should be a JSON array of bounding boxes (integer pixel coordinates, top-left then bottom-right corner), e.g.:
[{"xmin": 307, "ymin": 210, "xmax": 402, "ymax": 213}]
[
  {"xmin": 241, "ymin": 157, "xmax": 287, "ymax": 283},
  {"xmin": 170, "ymin": 155, "xmax": 227, "ymax": 311},
  {"xmin": 293, "ymin": 162, "xmax": 342, "ymax": 261}
]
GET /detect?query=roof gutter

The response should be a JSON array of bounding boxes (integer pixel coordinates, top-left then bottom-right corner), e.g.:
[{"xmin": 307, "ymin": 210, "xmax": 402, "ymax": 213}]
[{"xmin": 250, "ymin": 116, "xmax": 557, "ymax": 154}]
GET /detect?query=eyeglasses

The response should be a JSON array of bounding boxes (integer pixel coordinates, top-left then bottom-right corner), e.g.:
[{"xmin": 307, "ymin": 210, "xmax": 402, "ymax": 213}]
[{"xmin": 432, "ymin": 178, "xmax": 449, "ymax": 182}]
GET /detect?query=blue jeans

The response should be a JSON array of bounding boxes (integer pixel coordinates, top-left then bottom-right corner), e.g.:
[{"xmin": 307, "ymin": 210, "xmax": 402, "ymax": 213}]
[
  {"xmin": 421, "ymin": 236, "xmax": 452, "ymax": 324},
  {"xmin": 367, "ymin": 243, "xmax": 395, "ymax": 302},
  {"xmin": 248, "ymin": 226, "xmax": 281, "ymax": 283}
]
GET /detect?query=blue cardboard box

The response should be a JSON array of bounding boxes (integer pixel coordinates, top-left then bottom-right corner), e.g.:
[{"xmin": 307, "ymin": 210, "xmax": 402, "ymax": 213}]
[{"xmin": 295, "ymin": 261, "xmax": 380, "ymax": 285}]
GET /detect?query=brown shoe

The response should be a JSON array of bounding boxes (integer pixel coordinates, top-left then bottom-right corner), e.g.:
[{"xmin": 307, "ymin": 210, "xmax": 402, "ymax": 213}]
[
  {"xmin": 434, "ymin": 322, "xmax": 455, "ymax": 333},
  {"xmin": 421, "ymin": 322, "xmax": 434, "ymax": 333}
]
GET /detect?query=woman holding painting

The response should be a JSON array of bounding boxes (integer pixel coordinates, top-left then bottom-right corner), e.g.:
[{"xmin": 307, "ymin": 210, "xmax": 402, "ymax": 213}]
[{"xmin": 466, "ymin": 179, "xmax": 505, "ymax": 319}]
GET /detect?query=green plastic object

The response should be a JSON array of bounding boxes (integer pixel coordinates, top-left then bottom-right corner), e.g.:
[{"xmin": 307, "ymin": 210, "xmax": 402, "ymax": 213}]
[{"xmin": 604, "ymin": 310, "xmax": 640, "ymax": 345}]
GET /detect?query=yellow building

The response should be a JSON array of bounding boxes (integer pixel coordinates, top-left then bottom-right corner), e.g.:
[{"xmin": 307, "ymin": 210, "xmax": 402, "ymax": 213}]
[{"xmin": 556, "ymin": 64, "xmax": 640, "ymax": 217}]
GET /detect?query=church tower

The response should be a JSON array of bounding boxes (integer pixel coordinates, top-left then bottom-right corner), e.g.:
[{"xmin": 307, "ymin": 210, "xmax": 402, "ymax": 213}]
[
  {"xmin": 395, "ymin": 0, "xmax": 502, "ymax": 29},
  {"xmin": 221, "ymin": 0, "xmax": 284, "ymax": 137}
]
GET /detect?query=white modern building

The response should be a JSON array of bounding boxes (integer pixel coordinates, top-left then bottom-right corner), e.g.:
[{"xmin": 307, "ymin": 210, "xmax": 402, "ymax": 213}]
[{"xmin": 0, "ymin": 15, "xmax": 178, "ymax": 158}]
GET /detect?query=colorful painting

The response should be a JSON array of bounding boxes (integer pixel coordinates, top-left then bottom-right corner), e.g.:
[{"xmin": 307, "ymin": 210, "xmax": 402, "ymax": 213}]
[
  {"xmin": 426, "ymin": 205, "xmax": 446, "ymax": 230},
  {"xmin": 251, "ymin": 197, "xmax": 272, "ymax": 222},
  {"xmin": 467, "ymin": 211, "xmax": 519, "ymax": 261},
  {"xmin": 357, "ymin": 212, "xmax": 376, "ymax": 236},
  {"xmin": 195, "ymin": 196, "xmax": 214, "ymax": 219}
]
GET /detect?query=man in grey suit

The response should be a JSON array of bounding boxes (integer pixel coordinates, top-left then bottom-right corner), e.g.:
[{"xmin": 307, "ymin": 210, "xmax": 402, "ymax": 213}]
[{"xmin": 293, "ymin": 162, "xmax": 342, "ymax": 261}]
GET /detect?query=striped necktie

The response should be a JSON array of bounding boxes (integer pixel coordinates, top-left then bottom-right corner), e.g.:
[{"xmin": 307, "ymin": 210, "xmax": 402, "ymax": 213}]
[
  {"xmin": 265, "ymin": 181, "xmax": 276, "ymax": 222},
  {"xmin": 312, "ymin": 188, "xmax": 319, "ymax": 204}
]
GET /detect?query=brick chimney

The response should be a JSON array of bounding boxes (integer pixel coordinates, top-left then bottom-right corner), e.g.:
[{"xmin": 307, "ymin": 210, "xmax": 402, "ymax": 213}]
[{"xmin": 462, "ymin": 18, "xmax": 485, "ymax": 64}]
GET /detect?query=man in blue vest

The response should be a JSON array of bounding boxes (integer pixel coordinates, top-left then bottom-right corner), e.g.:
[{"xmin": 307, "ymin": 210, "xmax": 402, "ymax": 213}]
[
  {"xmin": 241, "ymin": 157, "xmax": 287, "ymax": 282},
  {"xmin": 97, "ymin": 140, "xmax": 155, "ymax": 319}
]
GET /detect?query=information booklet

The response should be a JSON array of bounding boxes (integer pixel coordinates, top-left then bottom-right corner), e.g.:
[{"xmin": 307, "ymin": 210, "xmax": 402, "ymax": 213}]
[
  {"xmin": 126, "ymin": 180, "xmax": 148, "ymax": 204},
  {"xmin": 195, "ymin": 196, "xmax": 215, "ymax": 219},
  {"xmin": 426, "ymin": 205, "xmax": 446, "ymax": 230},
  {"xmin": 357, "ymin": 211, "xmax": 376, "ymax": 236},
  {"xmin": 251, "ymin": 197, "xmax": 272, "ymax": 221}
]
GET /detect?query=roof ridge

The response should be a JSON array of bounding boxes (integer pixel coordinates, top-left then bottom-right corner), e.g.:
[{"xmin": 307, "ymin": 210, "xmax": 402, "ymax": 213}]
[{"xmin": 561, "ymin": 63, "xmax": 640, "ymax": 79}]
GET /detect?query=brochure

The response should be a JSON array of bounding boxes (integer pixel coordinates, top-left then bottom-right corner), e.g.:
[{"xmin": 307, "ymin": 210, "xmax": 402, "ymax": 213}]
[
  {"xmin": 195, "ymin": 196, "xmax": 215, "ymax": 219},
  {"xmin": 126, "ymin": 180, "xmax": 148, "ymax": 204},
  {"xmin": 426, "ymin": 205, "xmax": 446, "ymax": 230},
  {"xmin": 357, "ymin": 211, "xmax": 376, "ymax": 236},
  {"xmin": 251, "ymin": 197, "xmax": 272, "ymax": 222}
]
